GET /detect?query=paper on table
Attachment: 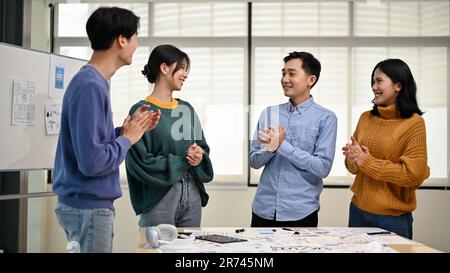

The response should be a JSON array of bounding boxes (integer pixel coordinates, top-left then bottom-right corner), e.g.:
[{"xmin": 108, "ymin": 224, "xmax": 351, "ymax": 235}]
[
  {"xmin": 322, "ymin": 227, "xmax": 388, "ymax": 236},
  {"xmin": 158, "ymin": 229, "xmax": 397, "ymax": 253},
  {"xmin": 370, "ymin": 234, "xmax": 418, "ymax": 245}
]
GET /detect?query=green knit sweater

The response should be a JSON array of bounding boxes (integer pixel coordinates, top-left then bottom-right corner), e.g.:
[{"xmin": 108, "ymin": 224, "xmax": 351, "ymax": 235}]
[{"xmin": 125, "ymin": 98, "xmax": 214, "ymax": 215}]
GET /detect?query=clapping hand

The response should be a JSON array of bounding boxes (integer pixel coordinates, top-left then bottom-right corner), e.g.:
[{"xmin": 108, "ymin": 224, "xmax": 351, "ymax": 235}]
[
  {"xmin": 342, "ymin": 136, "xmax": 370, "ymax": 166},
  {"xmin": 131, "ymin": 105, "xmax": 161, "ymax": 131},
  {"xmin": 258, "ymin": 124, "xmax": 285, "ymax": 153},
  {"xmin": 187, "ymin": 143, "xmax": 204, "ymax": 166},
  {"xmin": 121, "ymin": 105, "xmax": 161, "ymax": 144}
]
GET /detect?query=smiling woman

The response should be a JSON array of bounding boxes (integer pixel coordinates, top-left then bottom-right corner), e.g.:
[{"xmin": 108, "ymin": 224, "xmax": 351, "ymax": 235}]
[
  {"xmin": 125, "ymin": 44, "xmax": 214, "ymax": 229},
  {"xmin": 344, "ymin": 58, "xmax": 429, "ymax": 239},
  {"xmin": 371, "ymin": 68, "xmax": 401, "ymax": 107}
]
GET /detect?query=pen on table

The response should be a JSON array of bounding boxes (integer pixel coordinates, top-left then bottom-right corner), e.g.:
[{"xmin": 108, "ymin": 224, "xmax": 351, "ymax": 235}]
[
  {"xmin": 235, "ymin": 228, "xmax": 245, "ymax": 233},
  {"xmin": 282, "ymin": 227, "xmax": 299, "ymax": 234},
  {"xmin": 177, "ymin": 232, "xmax": 193, "ymax": 239},
  {"xmin": 367, "ymin": 231, "xmax": 392, "ymax": 235}
]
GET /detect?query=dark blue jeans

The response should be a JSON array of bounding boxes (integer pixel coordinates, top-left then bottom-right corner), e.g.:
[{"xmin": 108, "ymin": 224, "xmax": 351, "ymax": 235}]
[{"xmin": 348, "ymin": 202, "xmax": 413, "ymax": 239}]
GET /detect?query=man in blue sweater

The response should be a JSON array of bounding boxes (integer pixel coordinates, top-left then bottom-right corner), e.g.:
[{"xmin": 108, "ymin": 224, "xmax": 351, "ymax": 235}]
[{"xmin": 53, "ymin": 7, "xmax": 160, "ymax": 253}]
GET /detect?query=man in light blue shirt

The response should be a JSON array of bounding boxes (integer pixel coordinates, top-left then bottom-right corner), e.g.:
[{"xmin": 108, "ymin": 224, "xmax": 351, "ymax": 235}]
[{"xmin": 249, "ymin": 51, "xmax": 337, "ymax": 227}]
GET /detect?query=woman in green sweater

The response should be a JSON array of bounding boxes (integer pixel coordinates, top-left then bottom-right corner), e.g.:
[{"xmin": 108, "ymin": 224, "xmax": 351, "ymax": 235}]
[{"xmin": 126, "ymin": 44, "xmax": 214, "ymax": 227}]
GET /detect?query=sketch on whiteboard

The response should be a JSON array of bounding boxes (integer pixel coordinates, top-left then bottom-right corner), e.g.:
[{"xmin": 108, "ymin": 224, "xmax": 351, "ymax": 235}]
[
  {"xmin": 11, "ymin": 78, "xmax": 36, "ymax": 125},
  {"xmin": 45, "ymin": 104, "xmax": 62, "ymax": 135}
]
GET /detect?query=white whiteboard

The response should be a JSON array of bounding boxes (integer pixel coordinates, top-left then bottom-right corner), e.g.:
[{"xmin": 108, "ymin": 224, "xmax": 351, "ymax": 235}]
[{"xmin": 0, "ymin": 43, "xmax": 86, "ymax": 170}]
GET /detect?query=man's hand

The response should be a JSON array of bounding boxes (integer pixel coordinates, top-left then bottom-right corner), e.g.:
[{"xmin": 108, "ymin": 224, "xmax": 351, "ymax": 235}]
[
  {"xmin": 258, "ymin": 124, "xmax": 285, "ymax": 153},
  {"xmin": 121, "ymin": 105, "xmax": 161, "ymax": 144},
  {"xmin": 186, "ymin": 143, "xmax": 204, "ymax": 166},
  {"xmin": 131, "ymin": 105, "xmax": 161, "ymax": 131}
]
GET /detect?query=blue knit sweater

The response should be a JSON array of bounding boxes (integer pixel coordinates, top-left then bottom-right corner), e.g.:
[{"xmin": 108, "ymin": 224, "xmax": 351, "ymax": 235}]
[{"xmin": 53, "ymin": 65, "xmax": 131, "ymax": 209}]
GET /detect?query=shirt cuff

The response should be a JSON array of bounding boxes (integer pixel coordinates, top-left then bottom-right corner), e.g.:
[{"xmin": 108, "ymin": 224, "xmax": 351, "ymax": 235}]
[
  {"xmin": 114, "ymin": 127, "xmax": 122, "ymax": 138},
  {"xmin": 116, "ymin": 135, "xmax": 132, "ymax": 151},
  {"xmin": 258, "ymin": 147, "xmax": 276, "ymax": 160},
  {"xmin": 277, "ymin": 140, "xmax": 295, "ymax": 157}
]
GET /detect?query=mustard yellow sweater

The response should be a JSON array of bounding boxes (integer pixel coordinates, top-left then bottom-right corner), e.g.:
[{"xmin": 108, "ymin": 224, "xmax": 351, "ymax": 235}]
[{"xmin": 345, "ymin": 105, "xmax": 430, "ymax": 216}]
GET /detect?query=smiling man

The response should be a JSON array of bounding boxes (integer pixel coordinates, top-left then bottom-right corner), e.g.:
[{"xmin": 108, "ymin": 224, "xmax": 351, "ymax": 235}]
[
  {"xmin": 53, "ymin": 7, "xmax": 160, "ymax": 253},
  {"xmin": 249, "ymin": 51, "xmax": 337, "ymax": 228}
]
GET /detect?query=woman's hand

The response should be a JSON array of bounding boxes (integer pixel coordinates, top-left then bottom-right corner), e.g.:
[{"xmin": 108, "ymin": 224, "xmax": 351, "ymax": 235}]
[
  {"xmin": 186, "ymin": 143, "xmax": 204, "ymax": 166},
  {"xmin": 343, "ymin": 136, "xmax": 370, "ymax": 166}
]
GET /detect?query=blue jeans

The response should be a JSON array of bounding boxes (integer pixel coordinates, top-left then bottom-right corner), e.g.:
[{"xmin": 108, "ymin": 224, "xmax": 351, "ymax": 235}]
[
  {"xmin": 348, "ymin": 202, "xmax": 413, "ymax": 239},
  {"xmin": 54, "ymin": 201, "xmax": 115, "ymax": 253},
  {"xmin": 139, "ymin": 173, "xmax": 201, "ymax": 227}
]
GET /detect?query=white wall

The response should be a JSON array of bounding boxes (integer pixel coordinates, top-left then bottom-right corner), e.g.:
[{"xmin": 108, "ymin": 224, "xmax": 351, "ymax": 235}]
[
  {"xmin": 43, "ymin": 185, "xmax": 450, "ymax": 253},
  {"xmin": 30, "ymin": 0, "xmax": 49, "ymax": 51}
]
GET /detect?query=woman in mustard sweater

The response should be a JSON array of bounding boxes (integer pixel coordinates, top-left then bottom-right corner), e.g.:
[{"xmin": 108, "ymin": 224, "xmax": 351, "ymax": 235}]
[
  {"xmin": 342, "ymin": 59, "xmax": 429, "ymax": 239},
  {"xmin": 125, "ymin": 45, "xmax": 214, "ymax": 227}
]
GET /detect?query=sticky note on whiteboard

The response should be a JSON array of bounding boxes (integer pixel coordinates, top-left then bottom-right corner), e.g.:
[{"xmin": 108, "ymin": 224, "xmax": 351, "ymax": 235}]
[{"xmin": 55, "ymin": 66, "xmax": 64, "ymax": 89}]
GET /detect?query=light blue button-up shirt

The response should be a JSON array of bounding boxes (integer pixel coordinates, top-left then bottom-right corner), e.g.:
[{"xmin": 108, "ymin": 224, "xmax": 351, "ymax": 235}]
[{"xmin": 249, "ymin": 96, "xmax": 337, "ymax": 221}]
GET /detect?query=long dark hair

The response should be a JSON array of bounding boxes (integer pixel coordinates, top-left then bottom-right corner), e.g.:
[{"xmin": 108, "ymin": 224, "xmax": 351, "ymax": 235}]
[
  {"xmin": 142, "ymin": 44, "xmax": 190, "ymax": 84},
  {"xmin": 370, "ymin": 58, "xmax": 423, "ymax": 118}
]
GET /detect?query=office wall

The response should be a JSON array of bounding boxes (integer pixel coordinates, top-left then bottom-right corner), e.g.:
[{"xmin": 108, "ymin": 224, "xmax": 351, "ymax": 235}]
[
  {"xmin": 30, "ymin": 0, "xmax": 49, "ymax": 51},
  {"xmin": 43, "ymin": 185, "xmax": 450, "ymax": 253}
]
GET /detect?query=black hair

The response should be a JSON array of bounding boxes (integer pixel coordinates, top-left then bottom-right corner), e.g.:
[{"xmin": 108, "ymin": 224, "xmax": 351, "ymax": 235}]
[
  {"xmin": 86, "ymin": 7, "xmax": 140, "ymax": 50},
  {"xmin": 142, "ymin": 44, "xmax": 190, "ymax": 84},
  {"xmin": 283, "ymin": 51, "xmax": 321, "ymax": 89},
  {"xmin": 370, "ymin": 59, "xmax": 424, "ymax": 118}
]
